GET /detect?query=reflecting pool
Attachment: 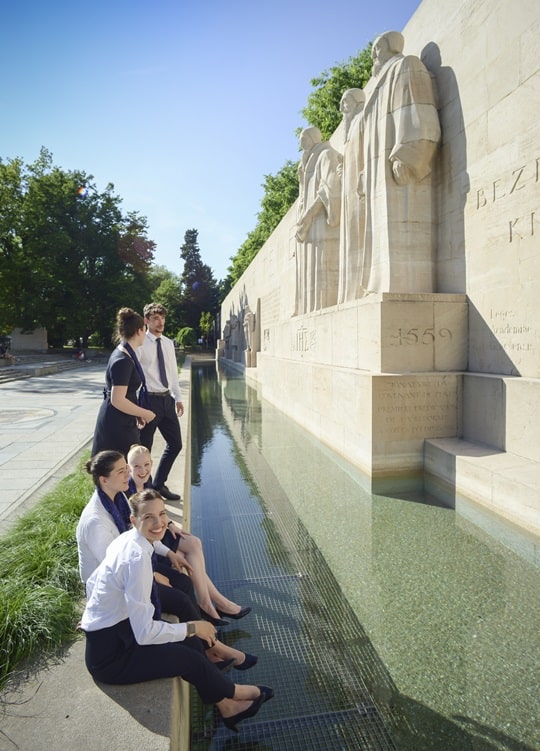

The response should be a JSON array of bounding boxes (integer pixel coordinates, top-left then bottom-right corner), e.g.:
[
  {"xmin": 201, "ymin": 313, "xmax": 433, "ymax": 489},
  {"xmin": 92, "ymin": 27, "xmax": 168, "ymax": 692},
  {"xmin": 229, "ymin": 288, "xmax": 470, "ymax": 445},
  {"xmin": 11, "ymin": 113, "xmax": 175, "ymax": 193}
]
[{"xmin": 189, "ymin": 361, "xmax": 539, "ymax": 751}]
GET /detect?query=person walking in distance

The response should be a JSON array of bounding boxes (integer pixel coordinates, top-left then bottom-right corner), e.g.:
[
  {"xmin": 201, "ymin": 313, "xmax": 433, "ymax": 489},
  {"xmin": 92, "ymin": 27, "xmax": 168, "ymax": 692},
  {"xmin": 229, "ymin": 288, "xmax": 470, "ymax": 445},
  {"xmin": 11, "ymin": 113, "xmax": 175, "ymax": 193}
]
[{"xmin": 138, "ymin": 303, "xmax": 184, "ymax": 501}]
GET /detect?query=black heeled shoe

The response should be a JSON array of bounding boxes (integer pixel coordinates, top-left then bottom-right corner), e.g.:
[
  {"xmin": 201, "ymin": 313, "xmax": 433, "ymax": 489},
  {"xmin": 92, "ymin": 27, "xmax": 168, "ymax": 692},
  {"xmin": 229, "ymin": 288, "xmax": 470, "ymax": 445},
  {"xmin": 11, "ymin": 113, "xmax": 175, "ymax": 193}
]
[
  {"xmin": 199, "ymin": 609, "xmax": 229, "ymax": 627},
  {"xmin": 216, "ymin": 606, "xmax": 251, "ymax": 620},
  {"xmin": 221, "ymin": 685, "xmax": 272, "ymax": 733},
  {"xmin": 258, "ymin": 685, "xmax": 274, "ymax": 703},
  {"xmin": 234, "ymin": 652, "xmax": 257, "ymax": 671}
]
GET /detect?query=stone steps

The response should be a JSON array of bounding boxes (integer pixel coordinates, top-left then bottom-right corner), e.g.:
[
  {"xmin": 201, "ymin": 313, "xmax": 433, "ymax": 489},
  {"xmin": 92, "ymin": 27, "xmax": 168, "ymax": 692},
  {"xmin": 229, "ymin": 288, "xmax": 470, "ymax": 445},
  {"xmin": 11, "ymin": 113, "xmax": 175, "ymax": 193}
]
[
  {"xmin": 424, "ymin": 437, "xmax": 540, "ymax": 537},
  {"xmin": 0, "ymin": 358, "xmax": 85, "ymax": 384}
]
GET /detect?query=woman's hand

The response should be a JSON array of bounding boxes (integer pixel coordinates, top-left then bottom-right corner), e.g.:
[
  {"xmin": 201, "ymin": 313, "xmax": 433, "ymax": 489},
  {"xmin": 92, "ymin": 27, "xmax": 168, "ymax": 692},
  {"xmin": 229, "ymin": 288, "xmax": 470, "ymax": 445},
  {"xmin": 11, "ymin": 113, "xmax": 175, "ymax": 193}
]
[
  {"xmin": 167, "ymin": 549, "xmax": 193, "ymax": 576},
  {"xmin": 191, "ymin": 620, "xmax": 217, "ymax": 645},
  {"xmin": 167, "ymin": 522, "xmax": 190, "ymax": 540}
]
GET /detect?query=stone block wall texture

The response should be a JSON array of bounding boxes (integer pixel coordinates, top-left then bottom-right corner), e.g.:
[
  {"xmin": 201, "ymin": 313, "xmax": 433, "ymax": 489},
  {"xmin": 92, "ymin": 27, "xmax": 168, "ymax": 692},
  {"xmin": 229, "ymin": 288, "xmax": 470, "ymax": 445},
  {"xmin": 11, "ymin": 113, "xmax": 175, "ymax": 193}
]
[{"xmin": 220, "ymin": 0, "xmax": 539, "ymax": 500}]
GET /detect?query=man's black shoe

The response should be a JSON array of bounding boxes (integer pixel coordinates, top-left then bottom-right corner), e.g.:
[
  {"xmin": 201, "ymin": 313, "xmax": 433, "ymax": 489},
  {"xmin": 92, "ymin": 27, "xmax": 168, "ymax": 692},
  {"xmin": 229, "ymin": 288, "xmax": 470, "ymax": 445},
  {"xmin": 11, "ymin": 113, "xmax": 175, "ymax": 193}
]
[{"xmin": 154, "ymin": 485, "xmax": 181, "ymax": 501}]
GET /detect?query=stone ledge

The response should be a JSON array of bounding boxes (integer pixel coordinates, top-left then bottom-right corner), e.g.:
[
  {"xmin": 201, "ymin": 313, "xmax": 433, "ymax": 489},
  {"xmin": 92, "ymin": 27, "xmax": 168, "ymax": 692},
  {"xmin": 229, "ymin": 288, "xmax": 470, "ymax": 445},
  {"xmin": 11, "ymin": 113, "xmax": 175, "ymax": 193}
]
[
  {"xmin": 0, "ymin": 636, "xmax": 189, "ymax": 751},
  {"xmin": 424, "ymin": 437, "xmax": 540, "ymax": 537}
]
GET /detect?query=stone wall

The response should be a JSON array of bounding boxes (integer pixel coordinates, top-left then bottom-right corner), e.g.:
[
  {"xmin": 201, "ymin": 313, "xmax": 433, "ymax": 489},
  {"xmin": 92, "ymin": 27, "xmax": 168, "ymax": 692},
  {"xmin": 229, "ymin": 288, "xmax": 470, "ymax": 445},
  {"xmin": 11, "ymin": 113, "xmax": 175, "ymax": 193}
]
[{"xmin": 219, "ymin": 0, "xmax": 540, "ymax": 533}]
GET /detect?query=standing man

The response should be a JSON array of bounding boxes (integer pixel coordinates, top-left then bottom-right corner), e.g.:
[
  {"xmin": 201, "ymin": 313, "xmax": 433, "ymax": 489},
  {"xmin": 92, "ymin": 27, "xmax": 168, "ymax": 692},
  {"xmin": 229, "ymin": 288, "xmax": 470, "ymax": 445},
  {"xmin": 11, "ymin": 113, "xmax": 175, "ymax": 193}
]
[{"xmin": 138, "ymin": 302, "xmax": 184, "ymax": 501}]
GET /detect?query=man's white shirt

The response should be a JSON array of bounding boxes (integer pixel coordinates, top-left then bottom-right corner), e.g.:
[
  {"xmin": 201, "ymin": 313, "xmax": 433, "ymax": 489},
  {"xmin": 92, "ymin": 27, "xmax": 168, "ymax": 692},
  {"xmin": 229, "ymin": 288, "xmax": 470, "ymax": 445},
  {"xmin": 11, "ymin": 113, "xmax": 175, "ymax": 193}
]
[{"xmin": 138, "ymin": 332, "xmax": 181, "ymax": 402}]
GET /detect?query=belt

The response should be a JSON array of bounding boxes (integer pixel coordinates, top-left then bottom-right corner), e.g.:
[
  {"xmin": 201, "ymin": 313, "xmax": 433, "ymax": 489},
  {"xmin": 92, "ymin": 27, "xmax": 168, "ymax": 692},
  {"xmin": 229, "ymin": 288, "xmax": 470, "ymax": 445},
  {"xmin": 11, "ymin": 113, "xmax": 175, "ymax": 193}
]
[{"xmin": 148, "ymin": 390, "xmax": 171, "ymax": 397}]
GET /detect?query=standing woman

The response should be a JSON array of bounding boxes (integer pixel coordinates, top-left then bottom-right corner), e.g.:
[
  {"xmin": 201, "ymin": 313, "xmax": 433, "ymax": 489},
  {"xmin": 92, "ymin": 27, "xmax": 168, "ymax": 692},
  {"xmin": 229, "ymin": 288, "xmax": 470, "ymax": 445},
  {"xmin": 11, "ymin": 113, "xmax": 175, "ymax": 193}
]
[
  {"xmin": 79, "ymin": 490, "xmax": 273, "ymax": 732},
  {"xmin": 92, "ymin": 307, "xmax": 155, "ymax": 457}
]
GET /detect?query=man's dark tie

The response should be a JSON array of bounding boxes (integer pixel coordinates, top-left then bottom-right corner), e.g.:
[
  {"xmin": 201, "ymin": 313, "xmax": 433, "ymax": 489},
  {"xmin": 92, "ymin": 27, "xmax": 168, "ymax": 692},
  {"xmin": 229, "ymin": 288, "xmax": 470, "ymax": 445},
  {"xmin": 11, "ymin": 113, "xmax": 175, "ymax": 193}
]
[{"xmin": 156, "ymin": 337, "xmax": 168, "ymax": 388}]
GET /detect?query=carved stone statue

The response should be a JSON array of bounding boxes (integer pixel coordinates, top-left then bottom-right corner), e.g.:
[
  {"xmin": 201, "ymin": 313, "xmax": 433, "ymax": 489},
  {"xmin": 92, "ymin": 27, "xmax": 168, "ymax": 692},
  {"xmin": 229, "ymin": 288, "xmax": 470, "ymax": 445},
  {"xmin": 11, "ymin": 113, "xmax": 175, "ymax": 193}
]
[
  {"xmin": 223, "ymin": 320, "xmax": 231, "ymax": 357},
  {"xmin": 360, "ymin": 31, "xmax": 441, "ymax": 294},
  {"xmin": 295, "ymin": 127, "xmax": 342, "ymax": 314},
  {"xmin": 243, "ymin": 306, "xmax": 255, "ymax": 351},
  {"xmin": 229, "ymin": 314, "xmax": 241, "ymax": 362},
  {"xmin": 337, "ymin": 88, "xmax": 366, "ymax": 304}
]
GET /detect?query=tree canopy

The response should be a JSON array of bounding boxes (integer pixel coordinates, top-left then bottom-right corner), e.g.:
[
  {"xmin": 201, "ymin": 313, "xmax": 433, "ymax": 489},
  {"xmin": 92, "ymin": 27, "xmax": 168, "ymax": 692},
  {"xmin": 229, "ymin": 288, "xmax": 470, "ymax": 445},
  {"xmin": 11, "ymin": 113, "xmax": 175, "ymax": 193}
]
[
  {"xmin": 224, "ymin": 160, "xmax": 299, "ymax": 289},
  {"xmin": 301, "ymin": 45, "xmax": 373, "ymax": 141},
  {"xmin": 179, "ymin": 229, "xmax": 220, "ymax": 336},
  {"xmin": 0, "ymin": 148, "xmax": 155, "ymax": 346}
]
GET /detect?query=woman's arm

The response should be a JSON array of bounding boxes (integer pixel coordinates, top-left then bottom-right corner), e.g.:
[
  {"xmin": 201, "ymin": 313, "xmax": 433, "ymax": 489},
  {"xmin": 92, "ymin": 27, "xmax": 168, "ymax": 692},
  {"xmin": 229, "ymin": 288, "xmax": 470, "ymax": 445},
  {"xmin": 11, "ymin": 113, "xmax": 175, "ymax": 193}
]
[
  {"xmin": 110, "ymin": 384, "xmax": 155, "ymax": 423},
  {"xmin": 123, "ymin": 551, "xmax": 189, "ymax": 645}
]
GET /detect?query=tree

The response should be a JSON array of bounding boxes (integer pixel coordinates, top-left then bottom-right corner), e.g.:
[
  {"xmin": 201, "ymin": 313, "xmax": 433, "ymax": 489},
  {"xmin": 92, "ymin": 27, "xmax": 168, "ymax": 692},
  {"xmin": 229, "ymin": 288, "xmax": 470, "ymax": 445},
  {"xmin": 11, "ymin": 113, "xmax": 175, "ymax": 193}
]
[
  {"xmin": 224, "ymin": 161, "xmax": 299, "ymax": 288},
  {"xmin": 152, "ymin": 273, "xmax": 183, "ymax": 336},
  {"xmin": 179, "ymin": 229, "xmax": 220, "ymax": 333},
  {"xmin": 199, "ymin": 311, "xmax": 213, "ymax": 347},
  {"xmin": 175, "ymin": 326, "xmax": 197, "ymax": 348},
  {"xmin": 0, "ymin": 148, "xmax": 156, "ymax": 347},
  {"xmin": 0, "ymin": 156, "xmax": 26, "ymax": 330},
  {"xmin": 301, "ymin": 46, "xmax": 373, "ymax": 140}
]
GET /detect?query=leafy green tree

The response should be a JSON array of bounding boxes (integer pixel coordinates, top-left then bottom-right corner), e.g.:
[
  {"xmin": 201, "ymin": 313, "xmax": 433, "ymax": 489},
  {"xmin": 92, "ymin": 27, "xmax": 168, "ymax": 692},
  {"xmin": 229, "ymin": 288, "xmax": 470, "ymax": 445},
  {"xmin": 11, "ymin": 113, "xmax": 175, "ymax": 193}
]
[
  {"xmin": 151, "ymin": 273, "xmax": 183, "ymax": 336},
  {"xmin": 175, "ymin": 326, "xmax": 196, "ymax": 348},
  {"xmin": 179, "ymin": 229, "xmax": 220, "ymax": 333},
  {"xmin": 224, "ymin": 161, "xmax": 299, "ymax": 288},
  {"xmin": 199, "ymin": 311, "xmax": 214, "ymax": 347},
  {"xmin": 301, "ymin": 46, "xmax": 373, "ymax": 140},
  {"xmin": 0, "ymin": 148, "xmax": 155, "ymax": 347},
  {"xmin": 0, "ymin": 156, "xmax": 26, "ymax": 330},
  {"xmin": 147, "ymin": 264, "xmax": 175, "ymax": 293}
]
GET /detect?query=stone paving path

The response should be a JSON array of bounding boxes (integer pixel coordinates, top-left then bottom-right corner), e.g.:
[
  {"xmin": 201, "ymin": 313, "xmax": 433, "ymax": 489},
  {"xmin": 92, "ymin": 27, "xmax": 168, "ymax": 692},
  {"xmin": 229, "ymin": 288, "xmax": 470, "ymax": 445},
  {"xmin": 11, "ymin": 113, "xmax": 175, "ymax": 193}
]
[{"xmin": 0, "ymin": 360, "xmax": 106, "ymax": 530}]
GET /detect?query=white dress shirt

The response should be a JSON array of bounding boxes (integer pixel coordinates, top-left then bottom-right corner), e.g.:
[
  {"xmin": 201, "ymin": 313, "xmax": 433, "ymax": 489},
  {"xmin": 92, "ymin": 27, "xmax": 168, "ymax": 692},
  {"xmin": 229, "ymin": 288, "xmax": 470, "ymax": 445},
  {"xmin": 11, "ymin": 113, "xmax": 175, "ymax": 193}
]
[
  {"xmin": 76, "ymin": 489, "xmax": 171, "ymax": 583},
  {"xmin": 80, "ymin": 527, "xmax": 188, "ymax": 643},
  {"xmin": 138, "ymin": 332, "xmax": 181, "ymax": 402}
]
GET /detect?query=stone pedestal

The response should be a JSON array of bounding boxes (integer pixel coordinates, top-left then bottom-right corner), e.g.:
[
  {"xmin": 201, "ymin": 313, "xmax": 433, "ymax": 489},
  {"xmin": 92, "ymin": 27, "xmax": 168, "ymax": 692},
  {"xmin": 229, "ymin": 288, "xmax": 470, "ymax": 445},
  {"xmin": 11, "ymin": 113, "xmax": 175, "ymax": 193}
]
[{"xmin": 250, "ymin": 293, "xmax": 468, "ymax": 487}]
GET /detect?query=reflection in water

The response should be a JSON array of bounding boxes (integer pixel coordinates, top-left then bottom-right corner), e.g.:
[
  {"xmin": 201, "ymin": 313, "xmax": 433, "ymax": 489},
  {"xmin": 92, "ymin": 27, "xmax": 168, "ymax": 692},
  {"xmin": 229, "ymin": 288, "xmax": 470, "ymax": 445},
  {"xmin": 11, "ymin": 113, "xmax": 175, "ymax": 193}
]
[{"xmin": 190, "ymin": 361, "xmax": 540, "ymax": 751}]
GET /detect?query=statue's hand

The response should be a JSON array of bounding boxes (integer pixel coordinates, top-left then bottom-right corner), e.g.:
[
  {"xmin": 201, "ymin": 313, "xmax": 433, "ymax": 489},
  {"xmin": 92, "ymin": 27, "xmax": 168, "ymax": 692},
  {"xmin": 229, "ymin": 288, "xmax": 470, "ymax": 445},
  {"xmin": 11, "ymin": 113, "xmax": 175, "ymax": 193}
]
[
  {"xmin": 392, "ymin": 159, "xmax": 411, "ymax": 185},
  {"xmin": 296, "ymin": 216, "xmax": 307, "ymax": 242}
]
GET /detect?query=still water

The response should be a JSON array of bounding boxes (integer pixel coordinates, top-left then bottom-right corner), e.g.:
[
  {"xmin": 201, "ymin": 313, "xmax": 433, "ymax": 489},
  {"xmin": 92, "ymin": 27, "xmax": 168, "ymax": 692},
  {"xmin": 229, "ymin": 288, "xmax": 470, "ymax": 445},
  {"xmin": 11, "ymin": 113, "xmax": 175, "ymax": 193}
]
[{"xmin": 190, "ymin": 361, "xmax": 539, "ymax": 750}]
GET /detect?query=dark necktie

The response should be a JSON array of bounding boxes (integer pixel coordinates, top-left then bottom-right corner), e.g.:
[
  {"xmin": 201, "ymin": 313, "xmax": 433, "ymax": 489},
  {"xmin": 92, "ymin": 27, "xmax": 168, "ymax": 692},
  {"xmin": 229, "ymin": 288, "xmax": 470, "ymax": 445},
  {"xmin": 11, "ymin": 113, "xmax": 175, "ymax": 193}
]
[{"xmin": 156, "ymin": 337, "xmax": 168, "ymax": 388}]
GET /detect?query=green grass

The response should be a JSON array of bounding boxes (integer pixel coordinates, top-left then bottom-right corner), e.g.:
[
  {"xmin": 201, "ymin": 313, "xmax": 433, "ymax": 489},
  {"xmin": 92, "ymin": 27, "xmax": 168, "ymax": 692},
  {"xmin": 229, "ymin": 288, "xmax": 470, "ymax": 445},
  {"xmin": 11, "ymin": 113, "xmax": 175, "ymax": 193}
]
[{"xmin": 0, "ymin": 460, "xmax": 93, "ymax": 690}]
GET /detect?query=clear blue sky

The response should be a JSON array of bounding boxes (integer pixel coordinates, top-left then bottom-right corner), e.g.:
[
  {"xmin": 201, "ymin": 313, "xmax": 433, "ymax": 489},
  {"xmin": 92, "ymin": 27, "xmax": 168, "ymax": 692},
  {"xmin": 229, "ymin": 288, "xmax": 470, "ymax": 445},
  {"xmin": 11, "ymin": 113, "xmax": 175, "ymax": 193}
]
[{"xmin": 0, "ymin": 0, "xmax": 420, "ymax": 281}]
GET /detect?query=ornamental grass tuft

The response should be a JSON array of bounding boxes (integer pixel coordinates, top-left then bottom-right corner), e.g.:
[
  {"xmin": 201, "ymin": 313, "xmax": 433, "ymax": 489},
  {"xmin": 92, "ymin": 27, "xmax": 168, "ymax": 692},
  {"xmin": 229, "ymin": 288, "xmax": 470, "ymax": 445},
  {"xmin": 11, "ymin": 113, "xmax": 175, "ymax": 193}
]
[{"xmin": 0, "ymin": 460, "xmax": 92, "ymax": 690}]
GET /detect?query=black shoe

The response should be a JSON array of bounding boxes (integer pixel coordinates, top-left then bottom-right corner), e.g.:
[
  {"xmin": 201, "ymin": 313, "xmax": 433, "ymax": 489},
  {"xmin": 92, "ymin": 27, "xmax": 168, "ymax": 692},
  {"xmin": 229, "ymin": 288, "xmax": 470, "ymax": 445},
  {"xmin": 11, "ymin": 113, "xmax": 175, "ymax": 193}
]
[
  {"xmin": 221, "ymin": 687, "xmax": 271, "ymax": 733},
  {"xmin": 216, "ymin": 606, "xmax": 251, "ymax": 620},
  {"xmin": 200, "ymin": 608, "xmax": 229, "ymax": 628},
  {"xmin": 258, "ymin": 685, "xmax": 274, "ymax": 703},
  {"xmin": 154, "ymin": 485, "xmax": 181, "ymax": 501},
  {"xmin": 234, "ymin": 652, "xmax": 257, "ymax": 671}
]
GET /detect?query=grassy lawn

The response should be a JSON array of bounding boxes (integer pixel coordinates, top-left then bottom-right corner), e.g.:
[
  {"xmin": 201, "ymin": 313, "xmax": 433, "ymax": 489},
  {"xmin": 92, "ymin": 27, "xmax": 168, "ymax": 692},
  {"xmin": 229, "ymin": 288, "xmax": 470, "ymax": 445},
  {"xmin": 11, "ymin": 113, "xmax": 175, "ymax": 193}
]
[{"xmin": 0, "ymin": 458, "xmax": 93, "ymax": 690}]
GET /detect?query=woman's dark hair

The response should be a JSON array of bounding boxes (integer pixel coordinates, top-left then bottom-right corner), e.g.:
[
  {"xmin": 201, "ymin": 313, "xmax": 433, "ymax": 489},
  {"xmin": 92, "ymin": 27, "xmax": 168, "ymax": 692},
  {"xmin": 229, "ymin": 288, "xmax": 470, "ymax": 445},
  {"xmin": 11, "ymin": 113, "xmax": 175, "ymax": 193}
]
[
  {"xmin": 113, "ymin": 307, "xmax": 145, "ymax": 344},
  {"xmin": 128, "ymin": 488, "xmax": 162, "ymax": 515},
  {"xmin": 85, "ymin": 450, "xmax": 125, "ymax": 487}
]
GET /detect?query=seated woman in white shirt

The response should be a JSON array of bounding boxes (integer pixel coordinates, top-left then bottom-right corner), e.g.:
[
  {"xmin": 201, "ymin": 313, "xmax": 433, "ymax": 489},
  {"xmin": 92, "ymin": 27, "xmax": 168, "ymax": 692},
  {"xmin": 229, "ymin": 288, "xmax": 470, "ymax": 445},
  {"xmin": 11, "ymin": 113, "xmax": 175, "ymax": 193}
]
[
  {"xmin": 79, "ymin": 490, "xmax": 273, "ymax": 732},
  {"xmin": 127, "ymin": 444, "xmax": 251, "ymax": 624},
  {"xmin": 77, "ymin": 451, "xmax": 256, "ymax": 671}
]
